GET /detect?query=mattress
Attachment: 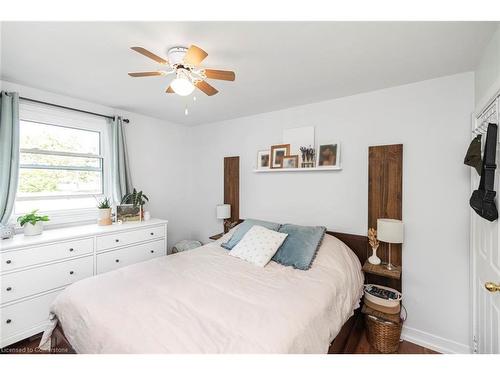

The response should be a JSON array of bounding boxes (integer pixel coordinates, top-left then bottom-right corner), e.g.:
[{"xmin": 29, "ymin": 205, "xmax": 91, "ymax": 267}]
[{"xmin": 39, "ymin": 233, "xmax": 363, "ymax": 353}]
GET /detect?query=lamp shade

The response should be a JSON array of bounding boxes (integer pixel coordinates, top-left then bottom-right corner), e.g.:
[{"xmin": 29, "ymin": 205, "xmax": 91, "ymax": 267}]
[
  {"xmin": 216, "ymin": 204, "xmax": 231, "ymax": 219},
  {"xmin": 377, "ymin": 218, "xmax": 404, "ymax": 244}
]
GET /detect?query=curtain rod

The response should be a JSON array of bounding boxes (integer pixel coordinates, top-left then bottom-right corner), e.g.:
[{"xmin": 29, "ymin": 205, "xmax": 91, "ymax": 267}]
[{"xmin": 19, "ymin": 96, "xmax": 130, "ymax": 124}]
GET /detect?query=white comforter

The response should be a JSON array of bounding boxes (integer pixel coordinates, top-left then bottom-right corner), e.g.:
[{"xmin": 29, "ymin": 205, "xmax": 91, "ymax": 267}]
[{"xmin": 39, "ymin": 234, "xmax": 363, "ymax": 353}]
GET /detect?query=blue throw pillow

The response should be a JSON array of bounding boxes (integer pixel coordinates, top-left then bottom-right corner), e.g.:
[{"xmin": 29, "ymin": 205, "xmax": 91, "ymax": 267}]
[
  {"xmin": 273, "ymin": 224, "xmax": 326, "ymax": 270},
  {"xmin": 221, "ymin": 219, "xmax": 281, "ymax": 250}
]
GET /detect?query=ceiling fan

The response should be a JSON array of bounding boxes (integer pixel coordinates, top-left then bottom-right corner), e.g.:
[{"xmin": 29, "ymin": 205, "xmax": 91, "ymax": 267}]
[{"xmin": 128, "ymin": 45, "xmax": 235, "ymax": 97}]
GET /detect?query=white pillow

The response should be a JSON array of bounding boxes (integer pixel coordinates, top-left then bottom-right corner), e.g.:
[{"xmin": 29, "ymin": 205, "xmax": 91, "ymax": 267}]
[{"xmin": 229, "ymin": 225, "xmax": 288, "ymax": 267}]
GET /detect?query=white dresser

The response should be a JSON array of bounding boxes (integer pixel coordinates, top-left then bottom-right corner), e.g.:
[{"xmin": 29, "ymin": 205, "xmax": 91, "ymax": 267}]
[{"xmin": 0, "ymin": 218, "xmax": 168, "ymax": 348}]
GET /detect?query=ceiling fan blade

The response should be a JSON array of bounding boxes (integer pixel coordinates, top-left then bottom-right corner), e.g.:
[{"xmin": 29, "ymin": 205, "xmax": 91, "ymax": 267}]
[
  {"xmin": 183, "ymin": 45, "xmax": 208, "ymax": 66},
  {"xmin": 165, "ymin": 86, "xmax": 175, "ymax": 93},
  {"xmin": 131, "ymin": 47, "xmax": 168, "ymax": 65},
  {"xmin": 128, "ymin": 71, "xmax": 163, "ymax": 77},
  {"xmin": 195, "ymin": 80, "xmax": 219, "ymax": 96},
  {"xmin": 203, "ymin": 69, "xmax": 235, "ymax": 81}
]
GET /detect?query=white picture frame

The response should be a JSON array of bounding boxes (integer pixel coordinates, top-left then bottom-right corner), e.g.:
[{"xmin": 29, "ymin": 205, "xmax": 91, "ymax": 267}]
[
  {"xmin": 316, "ymin": 142, "xmax": 341, "ymax": 167},
  {"xmin": 257, "ymin": 150, "xmax": 271, "ymax": 169}
]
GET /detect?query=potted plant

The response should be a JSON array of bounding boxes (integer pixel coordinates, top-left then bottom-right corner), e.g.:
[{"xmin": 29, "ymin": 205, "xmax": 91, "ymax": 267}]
[
  {"xmin": 121, "ymin": 188, "xmax": 149, "ymax": 218},
  {"xmin": 17, "ymin": 210, "xmax": 49, "ymax": 236},
  {"xmin": 97, "ymin": 197, "xmax": 112, "ymax": 226}
]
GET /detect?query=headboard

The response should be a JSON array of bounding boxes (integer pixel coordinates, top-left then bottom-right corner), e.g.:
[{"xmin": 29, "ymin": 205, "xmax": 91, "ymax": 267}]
[{"xmin": 327, "ymin": 231, "xmax": 368, "ymax": 265}]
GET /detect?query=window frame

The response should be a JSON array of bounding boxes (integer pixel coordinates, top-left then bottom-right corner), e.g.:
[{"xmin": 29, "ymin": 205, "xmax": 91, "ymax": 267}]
[{"xmin": 13, "ymin": 101, "xmax": 112, "ymax": 227}]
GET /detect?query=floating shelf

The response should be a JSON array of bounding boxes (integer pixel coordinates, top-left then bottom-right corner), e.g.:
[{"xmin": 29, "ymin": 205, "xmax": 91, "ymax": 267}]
[
  {"xmin": 253, "ymin": 166, "xmax": 342, "ymax": 173},
  {"xmin": 362, "ymin": 305, "xmax": 401, "ymax": 324},
  {"xmin": 362, "ymin": 261, "xmax": 401, "ymax": 280}
]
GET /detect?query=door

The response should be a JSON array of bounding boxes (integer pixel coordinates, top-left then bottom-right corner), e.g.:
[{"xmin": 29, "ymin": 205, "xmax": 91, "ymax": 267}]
[{"xmin": 471, "ymin": 98, "xmax": 500, "ymax": 354}]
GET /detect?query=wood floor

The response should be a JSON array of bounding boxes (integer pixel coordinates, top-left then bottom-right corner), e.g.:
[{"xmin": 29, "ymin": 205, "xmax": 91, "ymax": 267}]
[
  {"xmin": 354, "ymin": 332, "xmax": 438, "ymax": 354},
  {"xmin": 2, "ymin": 331, "xmax": 438, "ymax": 354}
]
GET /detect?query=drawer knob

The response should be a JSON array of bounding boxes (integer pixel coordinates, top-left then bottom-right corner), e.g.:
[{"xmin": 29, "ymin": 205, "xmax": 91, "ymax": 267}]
[
  {"xmin": 150, "ymin": 250, "xmax": 154, "ymax": 253},
  {"xmin": 150, "ymin": 232, "xmax": 154, "ymax": 235},
  {"xmin": 6, "ymin": 260, "xmax": 12, "ymax": 264},
  {"xmin": 69, "ymin": 248, "xmax": 74, "ymax": 252},
  {"xmin": 115, "ymin": 239, "xmax": 120, "ymax": 243},
  {"xmin": 115, "ymin": 259, "xmax": 120, "ymax": 263},
  {"xmin": 6, "ymin": 287, "xmax": 12, "ymax": 291},
  {"xmin": 69, "ymin": 271, "xmax": 74, "ymax": 275},
  {"xmin": 6, "ymin": 319, "xmax": 12, "ymax": 324}
]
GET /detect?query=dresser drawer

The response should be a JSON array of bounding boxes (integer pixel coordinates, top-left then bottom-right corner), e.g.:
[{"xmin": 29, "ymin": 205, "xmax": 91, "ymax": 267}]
[
  {"xmin": 1, "ymin": 289, "xmax": 60, "ymax": 344},
  {"xmin": 96, "ymin": 239, "xmax": 166, "ymax": 274},
  {"xmin": 96, "ymin": 225, "xmax": 165, "ymax": 251},
  {"xmin": 1, "ymin": 256, "xmax": 93, "ymax": 304},
  {"xmin": 0, "ymin": 238, "xmax": 93, "ymax": 273}
]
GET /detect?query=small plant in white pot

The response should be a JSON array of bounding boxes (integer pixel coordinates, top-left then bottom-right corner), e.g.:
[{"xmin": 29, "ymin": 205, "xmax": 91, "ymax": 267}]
[
  {"xmin": 97, "ymin": 197, "xmax": 112, "ymax": 226},
  {"xmin": 17, "ymin": 210, "xmax": 49, "ymax": 236}
]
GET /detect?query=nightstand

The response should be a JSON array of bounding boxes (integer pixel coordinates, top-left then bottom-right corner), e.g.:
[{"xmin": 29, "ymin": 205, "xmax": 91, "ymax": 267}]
[
  {"xmin": 361, "ymin": 260, "xmax": 403, "ymax": 353},
  {"xmin": 362, "ymin": 261, "xmax": 401, "ymax": 280},
  {"xmin": 209, "ymin": 233, "xmax": 224, "ymax": 240}
]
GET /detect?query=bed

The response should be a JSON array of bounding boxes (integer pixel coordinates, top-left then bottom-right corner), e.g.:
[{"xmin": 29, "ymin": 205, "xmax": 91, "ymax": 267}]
[{"xmin": 39, "ymin": 230, "xmax": 365, "ymax": 354}]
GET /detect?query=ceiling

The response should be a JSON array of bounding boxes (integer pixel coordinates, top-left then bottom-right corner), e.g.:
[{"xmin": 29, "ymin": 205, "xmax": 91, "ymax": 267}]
[{"xmin": 1, "ymin": 22, "xmax": 497, "ymax": 125}]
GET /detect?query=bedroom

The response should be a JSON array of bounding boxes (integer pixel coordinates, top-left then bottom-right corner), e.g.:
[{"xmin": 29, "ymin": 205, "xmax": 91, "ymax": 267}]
[{"xmin": 1, "ymin": 1, "xmax": 500, "ymax": 373}]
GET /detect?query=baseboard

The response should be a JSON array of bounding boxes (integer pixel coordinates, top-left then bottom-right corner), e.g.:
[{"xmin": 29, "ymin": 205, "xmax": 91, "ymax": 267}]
[{"xmin": 401, "ymin": 325, "xmax": 471, "ymax": 354}]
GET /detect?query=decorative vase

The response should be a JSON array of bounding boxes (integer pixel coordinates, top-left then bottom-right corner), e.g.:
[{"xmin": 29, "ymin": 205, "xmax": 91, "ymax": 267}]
[
  {"xmin": 368, "ymin": 245, "xmax": 381, "ymax": 265},
  {"xmin": 98, "ymin": 208, "xmax": 112, "ymax": 226},
  {"xmin": 24, "ymin": 222, "xmax": 43, "ymax": 236}
]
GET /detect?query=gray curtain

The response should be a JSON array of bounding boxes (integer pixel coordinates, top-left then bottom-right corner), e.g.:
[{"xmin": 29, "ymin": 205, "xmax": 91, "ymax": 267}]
[
  {"xmin": 0, "ymin": 92, "xmax": 20, "ymax": 225},
  {"xmin": 110, "ymin": 116, "xmax": 132, "ymax": 203}
]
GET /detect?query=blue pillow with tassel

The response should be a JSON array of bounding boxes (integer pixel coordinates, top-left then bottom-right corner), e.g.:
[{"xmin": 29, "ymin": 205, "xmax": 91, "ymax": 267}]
[{"xmin": 272, "ymin": 224, "xmax": 326, "ymax": 270}]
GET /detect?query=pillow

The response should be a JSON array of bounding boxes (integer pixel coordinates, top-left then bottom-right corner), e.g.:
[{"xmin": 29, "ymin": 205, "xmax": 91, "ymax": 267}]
[
  {"xmin": 273, "ymin": 224, "xmax": 326, "ymax": 270},
  {"xmin": 229, "ymin": 225, "xmax": 288, "ymax": 267},
  {"xmin": 221, "ymin": 219, "xmax": 281, "ymax": 250},
  {"xmin": 215, "ymin": 223, "xmax": 241, "ymax": 244}
]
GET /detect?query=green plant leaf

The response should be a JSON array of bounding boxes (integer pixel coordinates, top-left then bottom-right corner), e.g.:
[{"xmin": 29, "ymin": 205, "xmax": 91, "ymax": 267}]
[{"xmin": 17, "ymin": 209, "xmax": 50, "ymax": 227}]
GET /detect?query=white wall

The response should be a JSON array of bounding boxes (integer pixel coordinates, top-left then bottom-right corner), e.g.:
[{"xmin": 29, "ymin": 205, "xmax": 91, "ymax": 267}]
[
  {"xmin": 0, "ymin": 80, "xmax": 192, "ymax": 249},
  {"xmin": 188, "ymin": 73, "xmax": 475, "ymax": 353},
  {"xmin": 475, "ymin": 24, "xmax": 500, "ymax": 111}
]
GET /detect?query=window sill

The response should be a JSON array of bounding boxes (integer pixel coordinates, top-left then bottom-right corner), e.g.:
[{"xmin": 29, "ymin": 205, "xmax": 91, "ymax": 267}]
[{"xmin": 11, "ymin": 208, "xmax": 100, "ymax": 233}]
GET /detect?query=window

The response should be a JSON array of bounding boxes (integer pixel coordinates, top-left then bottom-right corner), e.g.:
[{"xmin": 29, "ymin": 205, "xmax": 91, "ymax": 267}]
[{"xmin": 14, "ymin": 102, "xmax": 110, "ymax": 223}]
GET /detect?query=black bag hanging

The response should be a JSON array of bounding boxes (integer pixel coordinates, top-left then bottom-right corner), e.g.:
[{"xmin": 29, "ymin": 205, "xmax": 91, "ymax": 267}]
[{"xmin": 470, "ymin": 123, "xmax": 498, "ymax": 222}]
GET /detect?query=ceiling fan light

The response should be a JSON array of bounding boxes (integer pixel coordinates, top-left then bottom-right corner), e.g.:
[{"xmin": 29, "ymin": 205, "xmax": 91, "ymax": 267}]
[{"xmin": 171, "ymin": 76, "xmax": 195, "ymax": 96}]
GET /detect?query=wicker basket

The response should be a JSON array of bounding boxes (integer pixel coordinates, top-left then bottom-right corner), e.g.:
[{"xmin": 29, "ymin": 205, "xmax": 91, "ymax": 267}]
[{"xmin": 365, "ymin": 314, "xmax": 402, "ymax": 353}]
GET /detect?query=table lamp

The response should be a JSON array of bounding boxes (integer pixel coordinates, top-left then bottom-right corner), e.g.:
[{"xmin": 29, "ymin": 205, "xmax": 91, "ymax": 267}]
[
  {"xmin": 377, "ymin": 218, "xmax": 404, "ymax": 271},
  {"xmin": 216, "ymin": 204, "xmax": 231, "ymax": 233}
]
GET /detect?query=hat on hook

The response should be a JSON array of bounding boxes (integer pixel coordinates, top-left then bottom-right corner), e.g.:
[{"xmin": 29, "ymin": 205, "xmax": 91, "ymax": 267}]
[{"xmin": 464, "ymin": 134, "xmax": 482, "ymax": 175}]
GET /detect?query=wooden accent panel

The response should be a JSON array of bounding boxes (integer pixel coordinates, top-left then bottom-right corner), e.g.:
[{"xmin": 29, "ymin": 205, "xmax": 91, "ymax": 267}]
[
  {"xmin": 368, "ymin": 144, "xmax": 403, "ymax": 291},
  {"xmin": 224, "ymin": 156, "xmax": 240, "ymax": 225}
]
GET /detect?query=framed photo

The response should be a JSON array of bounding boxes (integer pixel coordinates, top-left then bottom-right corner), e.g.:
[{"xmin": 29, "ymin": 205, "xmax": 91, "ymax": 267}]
[
  {"xmin": 257, "ymin": 150, "xmax": 270, "ymax": 169},
  {"xmin": 270, "ymin": 144, "xmax": 290, "ymax": 169},
  {"xmin": 117, "ymin": 204, "xmax": 142, "ymax": 222},
  {"xmin": 282, "ymin": 155, "xmax": 299, "ymax": 169},
  {"xmin": 317, "ymin": 143, "xmax": 340, "ymax": 167}
]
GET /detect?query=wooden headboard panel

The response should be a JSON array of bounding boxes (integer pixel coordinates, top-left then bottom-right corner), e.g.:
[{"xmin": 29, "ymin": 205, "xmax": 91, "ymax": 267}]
[
  {"xmin": 224, "ymin": 156, "xmax": 240, "ymax": 226},
  {"xmin": 327, "ymin": 231, "xmax": 368, "ymax": 265}
]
